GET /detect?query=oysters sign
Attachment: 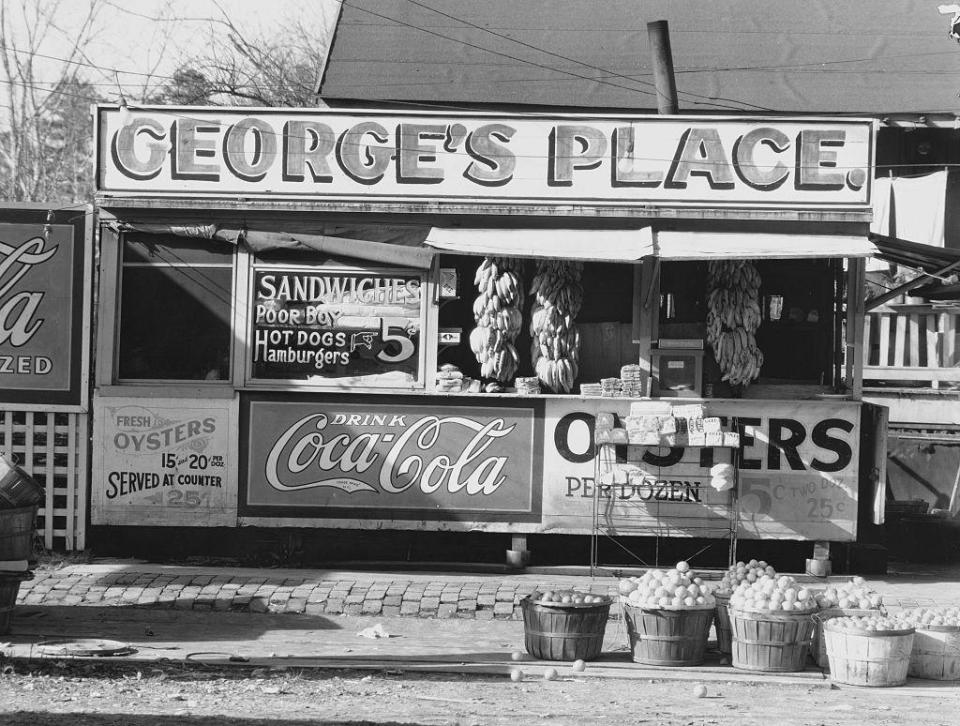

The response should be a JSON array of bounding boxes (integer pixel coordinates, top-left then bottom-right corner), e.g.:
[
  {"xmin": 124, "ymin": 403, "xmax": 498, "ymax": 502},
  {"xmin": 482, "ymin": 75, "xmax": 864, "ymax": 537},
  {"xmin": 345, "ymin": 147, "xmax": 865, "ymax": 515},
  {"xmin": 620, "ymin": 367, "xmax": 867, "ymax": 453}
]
[{"xmin": 241, "ymin": 398, "xmax": 540, "ymax": 521}]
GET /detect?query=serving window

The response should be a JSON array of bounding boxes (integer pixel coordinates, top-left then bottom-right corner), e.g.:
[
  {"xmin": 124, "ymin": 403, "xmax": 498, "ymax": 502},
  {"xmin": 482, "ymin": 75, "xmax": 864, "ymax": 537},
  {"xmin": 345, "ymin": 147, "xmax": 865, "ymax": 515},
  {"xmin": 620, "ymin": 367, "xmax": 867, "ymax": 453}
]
[
  {"xmin": 246, "ymin": 260, "xmax": 426, "ymax": 388},
  {"xmin": 116, "ymin": 234, "xmax": 233, "ymax": 382}
]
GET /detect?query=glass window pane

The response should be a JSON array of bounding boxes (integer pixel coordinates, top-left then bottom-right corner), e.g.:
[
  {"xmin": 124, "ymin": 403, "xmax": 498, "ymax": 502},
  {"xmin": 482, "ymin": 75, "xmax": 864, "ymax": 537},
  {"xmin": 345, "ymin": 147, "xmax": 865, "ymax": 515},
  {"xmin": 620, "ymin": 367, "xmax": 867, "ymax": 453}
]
[
  {"xmin": 117, "ymin": 265, "xmax": 233, "ymax": 380},
  {"xmin": 122, "ymin": 233, "xmax": 233, "ymax": 265}
]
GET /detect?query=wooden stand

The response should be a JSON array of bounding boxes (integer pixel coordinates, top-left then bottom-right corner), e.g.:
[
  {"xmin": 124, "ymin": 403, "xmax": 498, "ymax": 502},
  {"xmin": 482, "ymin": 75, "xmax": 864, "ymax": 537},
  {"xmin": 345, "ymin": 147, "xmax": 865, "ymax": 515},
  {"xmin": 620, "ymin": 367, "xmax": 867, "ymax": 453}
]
[{"xmin": 590, "ymin": 430, "xmax": 740, "ymax": 575}]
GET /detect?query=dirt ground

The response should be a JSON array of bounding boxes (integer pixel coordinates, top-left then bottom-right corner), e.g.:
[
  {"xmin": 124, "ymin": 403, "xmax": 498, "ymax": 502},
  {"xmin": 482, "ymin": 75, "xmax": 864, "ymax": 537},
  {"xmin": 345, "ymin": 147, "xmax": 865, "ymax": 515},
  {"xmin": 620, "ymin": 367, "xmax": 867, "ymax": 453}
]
[{"xmin": 0, "ymin": 659, "xmax": 955, "ymax": 726}]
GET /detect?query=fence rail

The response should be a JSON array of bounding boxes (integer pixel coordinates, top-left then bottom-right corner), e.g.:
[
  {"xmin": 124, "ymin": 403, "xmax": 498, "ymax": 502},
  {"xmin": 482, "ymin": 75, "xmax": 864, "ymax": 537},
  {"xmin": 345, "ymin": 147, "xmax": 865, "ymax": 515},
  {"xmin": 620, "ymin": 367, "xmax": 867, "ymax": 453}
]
[{"xmin": 863, "ymin": 305, "xmax": 960, "ymax": 386}]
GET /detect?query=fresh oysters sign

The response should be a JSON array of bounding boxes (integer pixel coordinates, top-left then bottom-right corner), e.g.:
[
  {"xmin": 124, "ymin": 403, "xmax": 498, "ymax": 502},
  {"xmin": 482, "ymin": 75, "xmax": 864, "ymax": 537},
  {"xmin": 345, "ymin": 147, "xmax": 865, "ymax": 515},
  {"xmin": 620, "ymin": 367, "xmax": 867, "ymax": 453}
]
[
  {"xmin": 242, "ymin": 397, "xmax": 540, "ymax": 521},
  {"xmin": 0, "ymin": 209, "xmax": 88, "ymax": 408},
  {"xmin": 91, "ymin": 396, "xmax": 239, "ymax": 526}
]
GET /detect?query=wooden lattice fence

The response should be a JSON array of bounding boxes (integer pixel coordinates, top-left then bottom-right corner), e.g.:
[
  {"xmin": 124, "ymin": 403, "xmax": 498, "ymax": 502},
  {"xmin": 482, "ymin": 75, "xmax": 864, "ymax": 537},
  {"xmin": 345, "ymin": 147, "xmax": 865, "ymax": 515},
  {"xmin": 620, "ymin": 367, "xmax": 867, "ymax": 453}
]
[{"xmin": 0, "ymin": 410, "xmax": 88, "ymax": 551}]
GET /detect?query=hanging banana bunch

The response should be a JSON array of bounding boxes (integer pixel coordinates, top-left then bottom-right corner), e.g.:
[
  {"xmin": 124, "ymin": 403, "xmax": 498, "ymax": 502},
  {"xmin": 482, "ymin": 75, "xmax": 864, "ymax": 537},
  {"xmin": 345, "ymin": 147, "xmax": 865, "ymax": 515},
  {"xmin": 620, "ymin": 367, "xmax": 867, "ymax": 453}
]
[
  {"xmin": 468, "ymin": 256, "xmax": 523, "ymax": 382},
  {"xmin": 706, "ymin": 260, "xmax": 764, "ymax": 388},
  {"xmin": 529, "ymin": 259, "xmax": 583, "ymax": 392}
]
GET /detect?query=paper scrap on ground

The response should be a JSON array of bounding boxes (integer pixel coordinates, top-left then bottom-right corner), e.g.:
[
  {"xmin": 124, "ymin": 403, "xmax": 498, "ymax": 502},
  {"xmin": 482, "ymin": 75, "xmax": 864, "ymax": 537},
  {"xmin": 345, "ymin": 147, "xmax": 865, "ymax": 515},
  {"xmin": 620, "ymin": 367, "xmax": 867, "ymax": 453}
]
[{"xmin": 357, "ymin": 623, "xmax": 391, "ymax": 639}]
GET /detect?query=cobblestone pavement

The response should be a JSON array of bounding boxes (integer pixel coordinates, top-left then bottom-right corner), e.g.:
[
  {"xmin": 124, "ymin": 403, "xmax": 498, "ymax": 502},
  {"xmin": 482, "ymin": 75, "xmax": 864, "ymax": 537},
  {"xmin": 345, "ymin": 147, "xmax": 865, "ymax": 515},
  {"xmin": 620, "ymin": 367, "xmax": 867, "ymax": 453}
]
[
  {"xmin": 15, "ymin": 565, "xmax": 617, "ymax": 621},
  {"xmin": 13, "ymin": 562, "xmax": 960, "ymax": 620}
]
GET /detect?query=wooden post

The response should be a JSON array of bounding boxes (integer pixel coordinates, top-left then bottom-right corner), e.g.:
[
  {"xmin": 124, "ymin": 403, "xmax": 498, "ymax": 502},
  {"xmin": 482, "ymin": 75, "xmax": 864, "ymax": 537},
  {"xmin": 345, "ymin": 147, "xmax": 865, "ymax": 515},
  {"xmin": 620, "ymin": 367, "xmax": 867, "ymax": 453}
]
[
  {"xmin": 640, "ymin": 20, "xmax": 676, "ymax": 393},
  {"xmin": 637, "ymin": 256, "xmax": 660, "ymax": 389},
  {"xmin": 507, "ymin": 534, "xmax": 530, "ymax": 569},
  {"xmin": 807, "ymin": 541, "xmax": 832, "ymax": 577},
  {"xmin": 647, "ymin": 20, "xmax": 679, "ymax": 114},
  {"xmin": 845, "ymin": 257, "xmax": 866, "ymax": 398}
]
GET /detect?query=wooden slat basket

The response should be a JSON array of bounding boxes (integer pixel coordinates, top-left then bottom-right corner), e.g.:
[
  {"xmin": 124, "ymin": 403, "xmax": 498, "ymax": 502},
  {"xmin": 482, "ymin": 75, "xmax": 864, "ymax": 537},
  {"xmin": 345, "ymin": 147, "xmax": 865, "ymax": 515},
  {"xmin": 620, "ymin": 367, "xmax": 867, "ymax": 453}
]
[
  {"xmin": 731, "ymin": 609, "xmax": 816, "ymax": 672},
  {"xmin": 824, "ymin": 621, "xmax": 915, "ymax": 687},
  {"xmin": 813, "ymin": 608, "xmax": 883, "ymax": 668},
  {"xmin": 623, "ymin": 605, "xmax": 714, "ymax": 666},
  {"xmin": 908, "ymin": 625, "xmax": 960, "ymax": 681},
  {"xmin": 521, "ymin": 597, "xmax": 611, "ymax": 661},
  {"xmin": 0, "ymin": 505, "xmax": 37, "ymax": 561},
  {"xmin": 0, "ymin": 573, "xmax": 30, "ymax": 635},
  {"xmin": 0, "ymin": 453, "xmax": 44, "ymax": 509}
]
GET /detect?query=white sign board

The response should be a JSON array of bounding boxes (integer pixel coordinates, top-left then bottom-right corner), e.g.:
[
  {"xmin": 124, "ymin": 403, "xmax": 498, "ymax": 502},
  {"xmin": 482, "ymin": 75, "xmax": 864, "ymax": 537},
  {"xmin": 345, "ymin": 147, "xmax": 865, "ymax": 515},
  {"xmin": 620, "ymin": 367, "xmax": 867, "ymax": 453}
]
[
  {"xmin": 541, "ymin": 398, "xmax": 861, "ymax": 541},
  {"xmin": 97, "ymin": 107, "xmax": 873, "ymax": 210},
  {"xmin": 92, "ymin": 395, "xmax": 239, "ymax": 526}
]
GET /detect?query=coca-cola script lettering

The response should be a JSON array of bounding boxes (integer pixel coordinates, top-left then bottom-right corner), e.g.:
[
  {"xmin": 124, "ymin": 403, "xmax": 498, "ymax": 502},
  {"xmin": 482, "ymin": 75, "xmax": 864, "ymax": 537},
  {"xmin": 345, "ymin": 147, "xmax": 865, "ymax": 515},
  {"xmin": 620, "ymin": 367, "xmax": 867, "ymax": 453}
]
[
  {"xmin": 0, "ymin": 235, "xmax": 57, "ymax": 347},
  {"xmin": 265, "ymin": 413, "xmax": 515, "ymax": 495},
  {"xmin": 244, "ymin": 399, "xmax": 539, "ymax": 520}
]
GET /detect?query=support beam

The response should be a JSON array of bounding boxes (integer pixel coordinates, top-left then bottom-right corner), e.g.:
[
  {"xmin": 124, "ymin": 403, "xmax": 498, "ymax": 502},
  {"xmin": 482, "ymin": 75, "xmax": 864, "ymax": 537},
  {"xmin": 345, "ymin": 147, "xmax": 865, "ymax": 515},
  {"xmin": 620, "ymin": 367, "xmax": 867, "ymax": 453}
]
[{"xmin": 846, "ymin": 257, "xmax": 866, "ymax": 398}]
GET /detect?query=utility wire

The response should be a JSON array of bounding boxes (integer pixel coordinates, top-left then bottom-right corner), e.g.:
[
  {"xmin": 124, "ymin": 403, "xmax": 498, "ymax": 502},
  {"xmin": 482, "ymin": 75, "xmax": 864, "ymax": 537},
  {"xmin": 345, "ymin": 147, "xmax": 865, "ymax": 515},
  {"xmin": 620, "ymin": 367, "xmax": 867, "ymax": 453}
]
[
  {"xmin": 1, "ymin": 8, "xmax": 954, "ymax": 117},
  {"xmin": 393, "ymin": 0, "xmax": 771, "ymax": 112},
  {"xmin": 334, "ymin": 0, "xmax": 767, "ymax": 113},
  {"xmin": 341, "ymin": 21, "xmax": 943, "ymax": 38}
]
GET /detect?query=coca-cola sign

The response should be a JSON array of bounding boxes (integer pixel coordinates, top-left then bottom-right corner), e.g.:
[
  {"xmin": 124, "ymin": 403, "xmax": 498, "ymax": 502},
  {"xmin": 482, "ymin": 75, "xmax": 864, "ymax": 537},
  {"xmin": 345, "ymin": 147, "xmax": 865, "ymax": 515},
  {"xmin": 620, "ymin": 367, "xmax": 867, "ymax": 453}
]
[
  {"xmin": 241, "ymin": 397, "xmax": 541, "ymax": 521},
  {"xmin": 0, "ymin": 210, "xmax": 87, "ymax": 407}
]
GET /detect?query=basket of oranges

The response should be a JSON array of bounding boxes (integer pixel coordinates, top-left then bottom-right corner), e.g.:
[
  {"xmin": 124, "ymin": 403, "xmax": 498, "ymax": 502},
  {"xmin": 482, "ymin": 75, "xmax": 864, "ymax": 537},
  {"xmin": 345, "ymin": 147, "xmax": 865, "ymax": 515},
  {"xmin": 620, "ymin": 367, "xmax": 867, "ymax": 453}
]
[
  {"xmin": 713, "ymin": 560, "xmax": 778, "ymax": 655},
  {"xmin": 521, "ymin": 588, "xmax": 612, "ymax": 661},
  {"xmin": 728, "ymin": 575, "xmax": 818, "ymax": 672},
  {"xmin": 619, "ymin": 562, "xmax": 717, "ymax": 667},
  {"xmin": 812, "ymin": 577, "xmax": 884, "ymax": 668},
  {"xmin": 823, "ymin": 615, "xmax": 915, "ymax": 687},
  {"xmin": 896, "ymin": 607, "xmax": 960, "ymax": 681}
]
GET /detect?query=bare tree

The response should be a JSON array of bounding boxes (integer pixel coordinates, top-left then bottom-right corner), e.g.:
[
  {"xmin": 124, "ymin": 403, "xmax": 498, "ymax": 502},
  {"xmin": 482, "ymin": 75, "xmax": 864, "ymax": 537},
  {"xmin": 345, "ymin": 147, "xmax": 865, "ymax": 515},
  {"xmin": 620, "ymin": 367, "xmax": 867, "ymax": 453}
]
[
  {"xmin": 156, "ymin": 4, "xmax": 333, "ymax": 107},
  {"xmin": 0, "ymin": 0, "xmax": 110, "ymax": 202}
]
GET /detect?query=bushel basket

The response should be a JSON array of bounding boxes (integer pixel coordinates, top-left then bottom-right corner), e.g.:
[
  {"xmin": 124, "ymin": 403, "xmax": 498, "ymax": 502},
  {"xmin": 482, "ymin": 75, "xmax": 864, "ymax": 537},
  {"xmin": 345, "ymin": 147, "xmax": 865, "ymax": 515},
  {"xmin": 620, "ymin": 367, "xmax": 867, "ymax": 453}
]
[
  {"xmin": 824, "ymin": 621, "xmax": 914, "ymax": 687},
  {"xmin": 0, "ymin": 454, "xmax": 43, "ymax": 509},
  {"xmin": 730, "ymin": 609, "xmax": 815, "ymax": 673},
  {"xmin": 0, "ymin": 573, "xmax": 31, "ymax": 635},
  {"xmin": 813, "ymin": 608, "xmax": 882, "ymax": 668},
  {"xmin": 0, "ymin": 505, "xmax": 37, "ymax": 561},
  {"xmin": 521, "ymin": 596, "xmax": 611, "ymax": 661},
  {"xmin": 908, "ymin": 625, "xmax": 960, "ymax": 680},
  {"xmin": 623, "ymin": 604, "xmax": 714, "ymax": 666}
]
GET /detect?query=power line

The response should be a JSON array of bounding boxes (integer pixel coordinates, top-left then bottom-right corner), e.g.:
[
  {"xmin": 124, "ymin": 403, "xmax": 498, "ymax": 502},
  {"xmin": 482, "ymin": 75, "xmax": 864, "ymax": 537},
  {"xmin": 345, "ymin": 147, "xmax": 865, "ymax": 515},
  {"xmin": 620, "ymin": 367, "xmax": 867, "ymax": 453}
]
[
  {"xmin": 3, "ymin": 8, "xmax": 953, "ymax": 116},
  {"xmin": 395, "ymin": 0, "xmax": 772, "ymax": 112},
  {"xmin": 334, "ymin": 0, "xmax": 766, "ymax": 113},
  {"xmin": 340, "ymin": 21, "xmax": 943, "ymax": 38}
]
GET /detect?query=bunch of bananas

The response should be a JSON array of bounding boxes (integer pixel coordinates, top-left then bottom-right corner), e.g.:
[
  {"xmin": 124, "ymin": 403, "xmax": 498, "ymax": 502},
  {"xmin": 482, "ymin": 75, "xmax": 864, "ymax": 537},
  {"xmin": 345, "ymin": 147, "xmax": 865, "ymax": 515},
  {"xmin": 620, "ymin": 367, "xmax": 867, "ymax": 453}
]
[
  {"xmin": 706, "ymin": 260, "xmax": 764, "ymax": 387},
  {"xmin": 469, "ymin": 256, "xmax": 523, "ymax": 382},
  {"xmin": 529, "ymin": 260, "xmax": 583, "ymax": 392}
]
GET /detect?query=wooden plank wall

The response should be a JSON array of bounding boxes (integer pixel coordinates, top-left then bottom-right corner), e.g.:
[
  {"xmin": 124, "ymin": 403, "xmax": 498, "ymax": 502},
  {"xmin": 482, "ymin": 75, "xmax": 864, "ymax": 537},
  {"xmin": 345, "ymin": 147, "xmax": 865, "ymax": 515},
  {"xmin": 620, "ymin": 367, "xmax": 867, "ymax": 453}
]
[{"xmin": 578, "ymin": 322, "xmax": 639, "ymax": 386}]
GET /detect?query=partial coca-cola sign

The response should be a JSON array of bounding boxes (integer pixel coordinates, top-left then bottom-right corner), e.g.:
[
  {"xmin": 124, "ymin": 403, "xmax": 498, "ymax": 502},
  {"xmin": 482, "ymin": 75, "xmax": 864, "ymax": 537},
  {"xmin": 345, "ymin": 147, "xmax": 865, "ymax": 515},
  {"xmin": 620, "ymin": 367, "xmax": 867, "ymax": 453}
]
[
  {"xmin": 241, "ymin": 396, "xmax": 541, "ymax": 521},
  {"xmin": 0, "ymin": 209, "xmax": 87, "ymax": 407}
]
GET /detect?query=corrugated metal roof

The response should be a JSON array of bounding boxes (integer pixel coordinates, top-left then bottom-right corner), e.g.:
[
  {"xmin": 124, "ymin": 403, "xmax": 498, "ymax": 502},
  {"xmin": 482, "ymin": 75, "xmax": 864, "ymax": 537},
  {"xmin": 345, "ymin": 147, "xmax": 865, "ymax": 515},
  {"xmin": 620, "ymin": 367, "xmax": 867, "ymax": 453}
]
[{"xmin": 319, "ymin": 0, "xmax": 960, "ymax": 115}]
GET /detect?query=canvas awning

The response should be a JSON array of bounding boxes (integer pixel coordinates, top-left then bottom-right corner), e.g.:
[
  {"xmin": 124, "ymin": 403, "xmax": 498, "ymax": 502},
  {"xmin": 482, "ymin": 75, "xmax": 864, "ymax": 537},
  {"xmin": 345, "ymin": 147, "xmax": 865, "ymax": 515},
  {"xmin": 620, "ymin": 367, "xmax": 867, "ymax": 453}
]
[
  {"xmin": 652, "ymin": 231, "xmax": 877, "ymax": 260},
  {"xmin": 109, "ymin": 221, "xmax": 435, "ymax": 269},
  {"xmin": 111, "ymin": 220, "xmax": 875, "ymax": 267},
  {"xmin": 425, "ymin": 227, "xmax": 876, "ymax": 261},
  {"xmin": 424, "ymin": 228, "xmax": 654, "ymax": 261}
]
